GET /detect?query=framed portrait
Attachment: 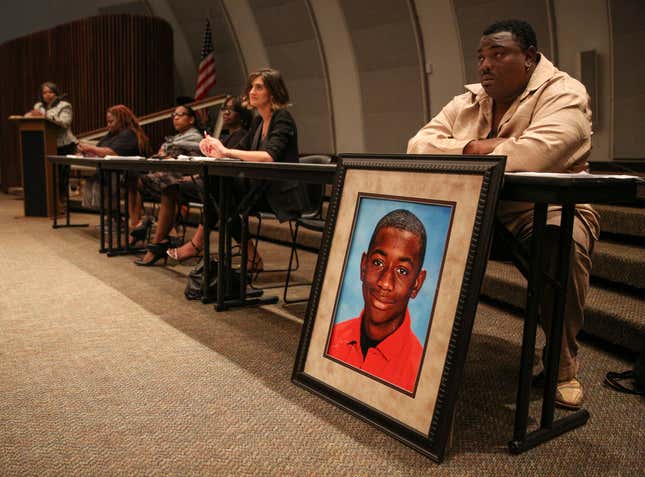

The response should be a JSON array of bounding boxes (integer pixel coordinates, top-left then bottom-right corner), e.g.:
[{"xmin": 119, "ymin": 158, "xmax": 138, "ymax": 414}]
[{"xmin": 292, "ymin": 154, "xmax": 506, "ymax": 462}]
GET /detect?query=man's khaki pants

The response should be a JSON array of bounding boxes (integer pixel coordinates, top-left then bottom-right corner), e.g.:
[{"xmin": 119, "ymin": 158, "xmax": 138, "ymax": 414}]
[{"xmin": 506, "ymin": 208, "xmax": 596, "ymax": 381}]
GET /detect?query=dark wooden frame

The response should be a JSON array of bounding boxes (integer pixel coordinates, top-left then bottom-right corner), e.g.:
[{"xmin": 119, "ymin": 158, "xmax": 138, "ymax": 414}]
[{"xmin": 292, "ymin": 154, "xmax": 506, "ymax": 462}]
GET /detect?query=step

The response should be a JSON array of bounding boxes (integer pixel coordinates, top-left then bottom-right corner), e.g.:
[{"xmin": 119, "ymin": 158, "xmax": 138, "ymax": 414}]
[
  {"xmin": 594, "ymin": 204, "xmax": 645, "ymax": 238},
  {"xmin": 481, "ymin": 260, "xmax": 645, "ymax": 353},
  {"xmin": 592, "ymin": 239, "xmax": 645, "ymax": 289}
]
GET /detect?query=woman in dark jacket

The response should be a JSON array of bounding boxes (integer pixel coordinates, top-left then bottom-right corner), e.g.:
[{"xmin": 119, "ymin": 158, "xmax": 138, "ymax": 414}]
[{"xmin": 167, "ymin": 68, "xmax": 307, "ymax": 270}]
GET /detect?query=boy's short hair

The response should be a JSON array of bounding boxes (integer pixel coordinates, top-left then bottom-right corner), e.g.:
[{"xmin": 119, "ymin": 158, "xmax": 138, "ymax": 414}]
[{"xmin": 368, "ymin": 209, "xmax": 427, "ymax": 268}]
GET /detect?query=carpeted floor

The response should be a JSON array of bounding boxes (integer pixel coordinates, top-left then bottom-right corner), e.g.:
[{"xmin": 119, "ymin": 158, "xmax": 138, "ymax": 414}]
[{"xmin": 0, "ymin": 193, "xmax": 643, "ymax": 476}]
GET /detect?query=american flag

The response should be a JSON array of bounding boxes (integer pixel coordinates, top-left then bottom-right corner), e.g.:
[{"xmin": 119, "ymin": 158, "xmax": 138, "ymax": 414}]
[{"xmin": 194, "ymin": 19, "xmax": 216, "ymax": 100}]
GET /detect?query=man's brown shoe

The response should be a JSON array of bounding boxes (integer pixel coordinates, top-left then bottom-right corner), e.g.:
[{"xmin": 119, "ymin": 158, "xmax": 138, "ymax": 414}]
[{"xmin": 555, "ymin": 378, "xmax": 584, "ymax": 410}]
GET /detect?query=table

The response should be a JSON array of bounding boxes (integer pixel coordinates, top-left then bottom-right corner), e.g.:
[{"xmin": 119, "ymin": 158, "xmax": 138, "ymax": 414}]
[
  {"xmin": 203, "ymin": 161, "xmax": 337, "ymax": 310},
  {"xmin": 500, "ymin": 172, "xmax": 644, "ymax": 453},
  {"xmin": 48, "ymin": 156, "xmax": 105, "ymax": 230},
  {"xmin": 49, "ymin": 156, "xmax": 209, "ymax": 255},
  {"xmin": 47, "ymin": 155, "xmax": 645, "ymax": 455}
]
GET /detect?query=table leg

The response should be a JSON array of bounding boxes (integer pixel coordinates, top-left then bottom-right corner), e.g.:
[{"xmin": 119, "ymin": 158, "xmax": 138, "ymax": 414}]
[
  {"xmin": 202, "ymin": 172, "xmax": 217, "ymax": 304},
  {"xmin": 508, "ymin": 203, "xmax": 589, "ymax": 454},
  {"xmin": 99, "ymin": 168, "xmax": 106, "ymax": 253},
  {"xmin": 509, "ymin": 203, "xmax": 547, "ymax": 451},
  {"xmin": 52, "ymin": 163, "xmax": 89, "ymax": 229},
  {"xmin": 214, "ymin": 175, "xmax": 226, "ymax": 308},
  {"xmin": 52, "ymin": 163, "xmax": 59, "ymax": 228},
  {"xmin": 107, "ymin": 170, "xmax": 114, "ymax": 253}
]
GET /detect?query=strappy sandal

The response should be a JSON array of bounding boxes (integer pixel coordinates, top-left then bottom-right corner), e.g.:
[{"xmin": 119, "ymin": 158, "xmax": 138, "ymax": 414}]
[
  {"xmin": 167, "ymin": 239, "xmax": 202, "ymax": 261},
  {"xmin": 247, "ymin": 254, "xmax": 264, "ymax": 273},
  {"xmin": 604, "ymin": 370, "xmax": 645, "ymax": 395}
]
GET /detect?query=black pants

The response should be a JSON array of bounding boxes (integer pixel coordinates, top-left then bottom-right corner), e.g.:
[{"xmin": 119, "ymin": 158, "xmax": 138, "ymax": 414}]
[{"xmin": 56, "ymin": 143, "xmax": 77, "ymax": 197}]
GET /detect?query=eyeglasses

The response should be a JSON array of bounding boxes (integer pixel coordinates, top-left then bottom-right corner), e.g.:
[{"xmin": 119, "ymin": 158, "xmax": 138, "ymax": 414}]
[{"xmin": 171, "ymin": 112, "xmax": 189, "ymax": 118}]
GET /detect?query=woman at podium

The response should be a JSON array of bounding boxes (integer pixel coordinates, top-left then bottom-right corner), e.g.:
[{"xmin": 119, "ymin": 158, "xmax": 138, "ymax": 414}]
[
  {"xmin": 25, "ymin": 81, "xmax": 77, "ymax": 155},
  {"xmin": 25, "ymin": 81, "xmax": 78, "ymax": 201}
]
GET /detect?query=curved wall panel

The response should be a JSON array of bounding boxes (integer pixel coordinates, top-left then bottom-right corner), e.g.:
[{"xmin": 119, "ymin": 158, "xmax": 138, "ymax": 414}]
[
  {"xmin": 248, "ymin": 0, "xmax": 334, "ymax": 154},
  {"xmin": 610, "ymin": 0, "xmax": 645, "ymax": 159},
  {"xmin": 0, "ymin": 14, "xmax": 174, "ymax": 191},
  {"xmin": 159, "ymin": 0, "xmax": 247, "ymax": 100},
  {"xmin": 339, "ymin": 0, "xmax": 425, "ymax": 153}
]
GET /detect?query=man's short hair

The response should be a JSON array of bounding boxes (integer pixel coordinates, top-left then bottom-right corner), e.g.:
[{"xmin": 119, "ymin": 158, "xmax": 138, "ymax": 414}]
[
  {"xmin": 368, "ymin": 209, "xmax": 427, "ymax": 268},
  {"xmin": 483, "ymin": 19, "xmax": 537, "ymax": 51}
]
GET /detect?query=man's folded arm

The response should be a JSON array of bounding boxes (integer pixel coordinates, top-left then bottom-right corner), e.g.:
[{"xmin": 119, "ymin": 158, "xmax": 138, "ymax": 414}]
[
  {"xmin": 493, "ymin": 91, "xmax": 591, "ymax": 172},
  {"xmin": 406, "ymin": 98, "xmax": 471, "ymax": 155}
]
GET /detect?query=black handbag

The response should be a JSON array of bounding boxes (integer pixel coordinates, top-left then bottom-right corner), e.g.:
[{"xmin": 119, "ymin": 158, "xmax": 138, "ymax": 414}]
[{"xmin": 184, "ymin": 259, "xmax": 241, "ymax": 301}]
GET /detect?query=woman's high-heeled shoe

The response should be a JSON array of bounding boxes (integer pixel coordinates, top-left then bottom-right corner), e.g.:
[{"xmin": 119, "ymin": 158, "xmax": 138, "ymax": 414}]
[
  {"xmin": 134, "ymin": 241, "xmax": 169, "ymax": 266},
  {"xmin": 129, "ymin": 217, "xmax": 152, "ymax": 245},
  {"xmin": 167, "ymin": 239, "xmax": 202, "ymax": 261}
]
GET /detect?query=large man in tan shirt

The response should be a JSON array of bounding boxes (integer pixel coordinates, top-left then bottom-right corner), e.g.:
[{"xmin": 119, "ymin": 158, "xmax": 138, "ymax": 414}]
[{"xmin": 408, "ymin": 19, "xmax": 599, "ymax": 410}]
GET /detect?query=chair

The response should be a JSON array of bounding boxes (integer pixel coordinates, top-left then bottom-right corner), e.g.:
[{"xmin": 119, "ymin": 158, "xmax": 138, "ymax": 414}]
[
  {"xmin": 282, "ymin": 154, "xmax": 332, "ymax": 303},
  {"xmin": 248, "ymin": 155, "xmax": 332, "ymax": 285}
]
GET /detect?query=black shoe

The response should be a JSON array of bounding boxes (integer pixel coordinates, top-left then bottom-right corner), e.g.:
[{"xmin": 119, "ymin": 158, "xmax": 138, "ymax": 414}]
[
  {"xmin": 134, "ymin": 241, "xmax": 169, "ymax": 266},
  {"xmin": 532, "ymin": 371, "xmax": 545, "ymax": 388},
  {"xmin": 130, "ymin": 217, "xmax": 152, "ymax": 243}
]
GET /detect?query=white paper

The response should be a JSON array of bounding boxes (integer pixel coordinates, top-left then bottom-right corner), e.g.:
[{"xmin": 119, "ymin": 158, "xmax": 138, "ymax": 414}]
[{"xmin": 506, "ymin": 171, "xmax": 640, "ymax": 180}]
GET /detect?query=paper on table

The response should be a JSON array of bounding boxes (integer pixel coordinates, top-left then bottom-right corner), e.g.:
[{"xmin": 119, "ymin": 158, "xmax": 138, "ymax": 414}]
[
  {"xmin": 104, "ymin": 155, "xmax": 146, "ymax": 160},
  {"xmin": 507, "ymin": 171, "xmax": 640, "ymax": 180}
]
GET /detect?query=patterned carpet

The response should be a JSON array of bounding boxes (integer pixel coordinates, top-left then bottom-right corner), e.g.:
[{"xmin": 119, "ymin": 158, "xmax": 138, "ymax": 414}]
[{"xmin": 0, "ymin": 193, "xmax": 643, "ymax": 476}]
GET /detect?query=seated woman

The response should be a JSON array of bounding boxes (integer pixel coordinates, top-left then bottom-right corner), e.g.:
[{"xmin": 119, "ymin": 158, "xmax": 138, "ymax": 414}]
[
  {"xmin": 77, "ymin": 105, "xmax": 151, "ymax": 225},
  {"xmin": 135, "ymin": 95, "xmax": 251, "ymax": 265},
  {"xmin": 128, "ymin": 104, "xmax": 204, "ymax": 245},
  {"xmin": 164, "ymin": 68, "xmax": 307, "ymax": 272}
]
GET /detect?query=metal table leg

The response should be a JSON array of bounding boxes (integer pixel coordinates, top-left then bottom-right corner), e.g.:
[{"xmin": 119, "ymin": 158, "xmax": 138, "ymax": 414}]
[
  {"xmin": 99, "ymin": 168, "xmax": 106, "ymax": 253},
  {"xmin": 509, "ymin": 203, "xmax": 589, "ymax": 454}
]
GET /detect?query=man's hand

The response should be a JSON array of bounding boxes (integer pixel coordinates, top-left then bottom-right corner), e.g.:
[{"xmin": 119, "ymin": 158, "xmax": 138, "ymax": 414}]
[{"xmin": 463, "ymin": 137, "xmax": 507, "ymax": 155}]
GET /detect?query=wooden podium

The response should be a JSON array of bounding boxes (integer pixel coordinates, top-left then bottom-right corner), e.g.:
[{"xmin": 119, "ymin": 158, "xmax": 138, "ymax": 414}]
[{"xmin": 10, "ymin": 115, "xmax": 64, "ymax": 217}]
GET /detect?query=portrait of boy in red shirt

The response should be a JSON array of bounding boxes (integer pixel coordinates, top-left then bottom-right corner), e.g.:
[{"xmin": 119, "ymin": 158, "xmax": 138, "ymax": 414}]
[{"xmin": 326, "ymin": 209, "xmax": 428, "ymax": 393}]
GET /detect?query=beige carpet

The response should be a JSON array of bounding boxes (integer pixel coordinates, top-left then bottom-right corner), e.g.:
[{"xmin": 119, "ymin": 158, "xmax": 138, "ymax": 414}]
[{"xmin": 0, "ymin": 193, "xmax": 643, "ymax": 476}]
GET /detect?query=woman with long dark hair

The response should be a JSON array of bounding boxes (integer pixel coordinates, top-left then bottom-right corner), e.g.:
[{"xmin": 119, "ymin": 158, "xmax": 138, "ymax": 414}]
[
  {"xmin": 169, "ymin": 68, "xmax": 307, "ymax": 271},
  {"xmin": 77, "ymin": 104, "xmax": 151, "ymax": 158},
  {"xmin": 77, "ymin": 104, "xmax": 152, "ymax": 228}
]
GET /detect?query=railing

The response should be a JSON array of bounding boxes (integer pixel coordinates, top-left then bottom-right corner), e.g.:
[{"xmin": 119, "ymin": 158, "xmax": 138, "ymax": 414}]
[{"xmin": 76, "ymin": 94, "xmax": 228, "ymax": 141}]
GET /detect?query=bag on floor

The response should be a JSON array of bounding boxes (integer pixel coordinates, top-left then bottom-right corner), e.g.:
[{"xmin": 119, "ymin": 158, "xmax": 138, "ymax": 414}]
[
  {"xmin": 183, "ymin": 259, "xmax": 242, "ymax": 301},
  {"xmin": 81, "ymin": 176, "xmax": 102, "ymax": 209},
  {"xmin": 184, "ymin": 259, "xmax": 219, "ymax": 300}
]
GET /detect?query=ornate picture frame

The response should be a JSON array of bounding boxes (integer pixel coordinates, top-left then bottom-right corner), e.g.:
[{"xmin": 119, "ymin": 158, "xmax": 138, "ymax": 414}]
[{"xmin": 292, "ymin": 154, "xmax": 506, "ymax": 462}]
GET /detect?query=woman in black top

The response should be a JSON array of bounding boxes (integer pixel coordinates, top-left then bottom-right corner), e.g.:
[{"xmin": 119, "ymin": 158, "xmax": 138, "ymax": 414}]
[
  {"xmin": 168, "ymin": 68, "xmax": 307, "ymax": 270},
  {"xmin": 77, "ymin": 104, "xmax": 151, "ymax": 229},
  {"xmin": 77, "ymin": 104, "xmax": 150, "ymax": 158}
]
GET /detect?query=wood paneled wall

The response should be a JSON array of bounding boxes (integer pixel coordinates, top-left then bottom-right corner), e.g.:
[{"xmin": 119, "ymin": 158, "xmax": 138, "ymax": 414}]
[{"xmin": 0, "ymin": 14, "xmax": 174, "ymax": 191}]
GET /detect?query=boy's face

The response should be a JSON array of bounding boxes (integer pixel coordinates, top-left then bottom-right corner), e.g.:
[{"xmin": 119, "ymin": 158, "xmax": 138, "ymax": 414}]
[{"xmin": 360, "ymin": 226, "xmax": 426, "ymax": 337}]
